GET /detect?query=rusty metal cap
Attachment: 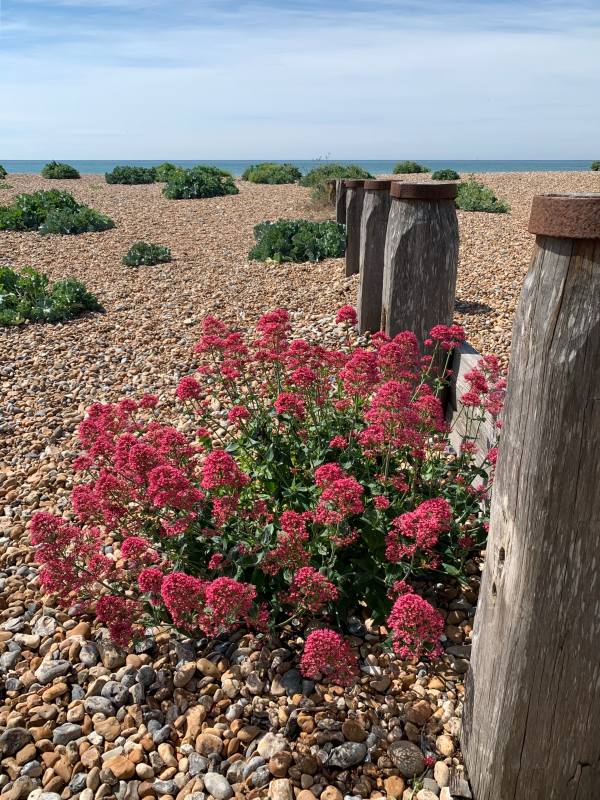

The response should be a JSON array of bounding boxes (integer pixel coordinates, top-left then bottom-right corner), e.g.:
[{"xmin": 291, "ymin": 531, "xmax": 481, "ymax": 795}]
[
  {"xmin": 528, "ymin": 194, "xmax": 600, "ymax": 239},
  {"xmin": 390, "ymin": 182, "xmax": 457, "ymax": 200},
  {"xmin": 363, "ymin": 179, "xmax": 393, "ymax": 191},
  {"xmin": 344, "ymin": 179, "xmax": 366, "ymax": 189}
]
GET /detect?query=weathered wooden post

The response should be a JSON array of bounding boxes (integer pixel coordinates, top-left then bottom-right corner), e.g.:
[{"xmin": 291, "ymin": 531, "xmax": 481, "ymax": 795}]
[
  {"xmin": 357, "ymin": 179, "xmax": 393, "ymax": 333},
  {"xmin": 345, "ymin": 179, "xmax": 365, "ymax": 277},
  {"xmin": 381, "ymin": 182, "xmax": 458, "ymax": 346},
  {"xmin": 335, "ymin": 179, "xmax": 347, "ymax": 224},
  {"xmin": 463, "ymin": 194, "xmax": 600, "ymax": 800},
  {"xmin": 325, "ymin": 179, "xmax": 337, "ymax": 207}
]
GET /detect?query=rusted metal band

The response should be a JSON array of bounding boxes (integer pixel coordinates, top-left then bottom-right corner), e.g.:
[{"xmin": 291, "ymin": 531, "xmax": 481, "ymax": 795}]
[
  {"xmin": 390, "ymin": 182, "xmax": 458, "ymax": 200},
  {"xmin": 528, "ymin": 194, "xmax": 600, "ymax": 239},
  {"xmin": 363, "ymin": 179, "xmax": 393, "ymax": 191},
  {"xmin": 344, "ymin": 179, "xmax": 366, "ymax": 189}
]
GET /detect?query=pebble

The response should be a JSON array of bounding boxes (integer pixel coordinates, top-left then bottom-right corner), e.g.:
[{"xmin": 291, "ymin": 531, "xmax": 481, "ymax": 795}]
[{"xmin": 201, "ymin": 773, "xmax": 232, "ymax": 800}]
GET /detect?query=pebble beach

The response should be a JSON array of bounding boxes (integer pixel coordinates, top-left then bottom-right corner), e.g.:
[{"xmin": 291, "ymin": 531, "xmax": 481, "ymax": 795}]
[{"xmin": 1, "ymin": 170, "xmax": 598, "ymax": 800}]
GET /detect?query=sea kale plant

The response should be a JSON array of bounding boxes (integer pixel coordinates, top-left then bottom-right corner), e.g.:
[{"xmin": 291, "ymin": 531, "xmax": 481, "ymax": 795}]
[
  {"xmin": 431, "ymin": 168, "xmax": 460, "ymax": 181},
  {"xmin": 250, "ymin": 219, "xmax": 346, "ymax": 262},
  {"xmin": 105, "ymin": 166, "xmax": 157, "ymax": 185},
  {"xmin": 0, "ymin": 165, "xmax": 7, "ymax": 179},
  {"xmin": 162, "ymin": 166, "xmax": 238, "ymax": 199},
  {"xmin": 31, "ymin": 307, "xmax": 504, "ymax": 684},
  {"xmin": 153, "ymin": 163, "xmax": 183, "ymax": 182},
  {"xmin": 123, "ymin": 241, "xmax": 172, "ymax": 267},
  {"xmin": 242, "ymin": 163, "xmax": 302, "ymax": 184},
  {"xmin": 41, "ymin": 161, "xmax": 81, "ymax": 179},
  {"xmin": 456, "ymin": 180, "xmax": 509, "ymax": 213},
  {"xmin": 0, "ymin": 190, "xmax": 114, "ymax": 235},
  {"xmin": 0, "ymin": 266, "xmax": 102, "ymax": 326},
  {"xmin": 300, "ymin": 163, "xmax": 373, "ymax": 205},
  {"xmin": 393, "ymin": 161, "xmax": 431, "ymax": 174},
  {"xmin": 591, "ymin": 161, "xmax": 600, "ymax": 171}
]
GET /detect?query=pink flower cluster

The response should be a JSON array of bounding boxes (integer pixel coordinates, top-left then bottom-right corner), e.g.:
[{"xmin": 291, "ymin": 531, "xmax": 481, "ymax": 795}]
[
  {"xmin": 286, "ymin": 567, "xmax": 338, "ymax": 614},
  {"xmin": 300, "ymin": 629, "xmax": 359, "ymax": 686},
  {"xmin": 386, "ymin": 589, "xmax": 444, "ymax": 660},
  {"xmin": 314, "ymin": 464, "xmax": 364, "ymax": 525},
  {"xmin": 386, "ymin": 498, "xmax": 452, "ymax": 566}
]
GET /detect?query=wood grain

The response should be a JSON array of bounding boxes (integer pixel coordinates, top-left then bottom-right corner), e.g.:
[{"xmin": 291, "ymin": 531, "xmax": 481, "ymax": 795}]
[
  {"xmin": 381, "ymin": 197, "xmax": 458, "ymax": 347},
  {"xmin": 357, "ymin": 188, "xmax": 392, "ymax": 334},
  {"xmin": 462, "ymin": 236, "xmax": 600, "ymax": 799},
  {"xmin": 335, "ymin": 179, "xmax": 347, "ymax": 225},
  {"xmin": 345, "ymin": 186, "xmax": 364, "ymax": 277}
]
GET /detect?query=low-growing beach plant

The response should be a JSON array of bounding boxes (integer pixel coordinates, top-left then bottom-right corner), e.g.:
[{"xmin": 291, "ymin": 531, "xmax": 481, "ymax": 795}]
[
  {"xmin": 242, "ymin": 162, "xmax": 302, "ymax": 184},
  {"xmin": 249, "ymin": 218, "xmax": 346, "ymax": 262},
  {"xmin": 153, "ymin": 162, "xmax": 183, "ymax": 182},
  {"xmin": 162, "ymin": 166, "xmax": 238, "ymax": 199},
  {"xmin": 123, "ymin": 241, "xmax": 172, "ymax": 267},
  {"xmin": 300, "ymin": 163, "xmax": 373, "ymax": 205},
  {"xmin": 0, "ymin": 265, "xmax": 102, "ymax": 326},
  {"xmin": 0, "ymin": 165, "xmax": 7, "ymax": 179},
  {"xmin": 41, "ymin": 161, "xmax": 81, "ymax": 179},
  {"xmin": 393, "ymin": 161, "xmax": 431, "ymax": 174},
  {"xmin": 456, "ymin": 180, "xmax": 509, "ymax": 213},
  {"xmin": 591, "ymin": 161, "xmax": 600, "ymax": 171},
  {"xmin": 0, "ymin": 189, "xmax": 114, "ymax": 234},
  {"xmin": 431, "ymin": 168, "xmax": 460, "ymax": 181},
  {"xmin": 105, "ymin": 166, "xmax": 156, "ymax": 185},
  {"xmin": 30, "ymin": 307, "xmax": 504, "ymax": 681}
]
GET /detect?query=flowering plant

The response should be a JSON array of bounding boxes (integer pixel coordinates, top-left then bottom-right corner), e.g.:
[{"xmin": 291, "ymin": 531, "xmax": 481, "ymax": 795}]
[{"xmin": 31, "ymin": 307, "xmax": 504, "ymax": 680}]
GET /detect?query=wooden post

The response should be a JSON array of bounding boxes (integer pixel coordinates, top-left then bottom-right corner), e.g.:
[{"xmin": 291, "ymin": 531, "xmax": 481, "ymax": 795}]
[
  {"xmin": 345, "ymin": 179, "xmax": 365, "ymax": 277},
  {"xmin": 381, "ymin": 182, "xmax": 458, "ymax": 347},
  {"xmin": 463, "ymin": 194, "xmax": 600, "ymax": 800},
  {"xmin": 357, "ymin": 179, "xmax": 393, "ymax": 333},
  {"xmin": 335, "ymin": 179, "xmax": 347, "ymax": 224},
  {"xmin": 325, "ymin": 179, "xmax": 337, "ymax": 207}
]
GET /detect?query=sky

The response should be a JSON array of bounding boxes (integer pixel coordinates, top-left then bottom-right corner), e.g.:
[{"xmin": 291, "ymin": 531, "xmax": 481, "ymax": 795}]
[{"xmin": 0, "ymin": 0, "xmax": 599, "ymax": 159}]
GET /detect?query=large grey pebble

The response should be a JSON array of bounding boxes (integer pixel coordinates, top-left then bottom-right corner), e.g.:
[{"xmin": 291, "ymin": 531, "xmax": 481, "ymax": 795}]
[
  {"xmin": 202, "ymin": 773, "xmax": 233, "ymax": 800},
  {"xmin": 327, "ymin": 742, "xmax": 367, "ymax": 769}
]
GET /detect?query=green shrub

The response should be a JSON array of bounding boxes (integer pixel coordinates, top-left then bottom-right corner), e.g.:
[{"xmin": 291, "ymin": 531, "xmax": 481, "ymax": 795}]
[
  {"xmin": 249, "ymin": 218, "xmax": 345, "ymax": 263},
  {"xmin": 0, "ymin": 265, "xmax": 102, "ymax": 326},
  {"xmin": 431, "ymin": 168, "xmax": 460, "ymax": 181},
  {"xmin": 299, "ymin": 163, "xmax": 373, "ymax": 205},
  {"xmin": 591, "ymin": 161, "xmax": 600, "ymax": 171},
  {"xmin": 39, "ymin": 206, "xmax": 115, "ymax": 235},
  {"xmin": 105, "ymin": 166, "xmax": 156, "ymax": 185},
  {"xmin": 393, "ymin": 160, "xmax": 430, "ymax": 174},
  {"xmin": 0, "ymin": 190, "xmax": 114, "ymax": 234},
  {"xmin": 456, "ymin": 180, "xmax": 509, "ymax": 213},
  {"xmin": 163, "ymin": 166, "xmax": 238, "ymax": 199},
  {"xmin": 41, "ymin": 161, "xmax": 81, "ymax": 179},
  {"xmin": 0, "ymin": 165, "xmax": 7, "ymax": 179},
  {"xmin": 153, "ymin": 162, "xmax": 184, "ymax": 182},
  {"xmin": 123, "ymin": 241, "xmax": 172, "ymax": 266},
  {"xmin": 242, "ymin": 162, "xmax": 302, "ymax": 184}
]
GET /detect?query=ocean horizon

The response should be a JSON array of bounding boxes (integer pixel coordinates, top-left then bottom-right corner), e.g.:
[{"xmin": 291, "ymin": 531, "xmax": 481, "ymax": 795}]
[{"xmin": 1, "ymin": 159, "xmax": 596, "ymax": 176}]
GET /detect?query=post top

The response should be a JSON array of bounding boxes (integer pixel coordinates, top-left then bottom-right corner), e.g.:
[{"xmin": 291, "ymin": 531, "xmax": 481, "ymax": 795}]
[
  {"xmin": 528, "ymin": 193, "xmax": 600, "ymax": 239},
  {"xmin": 363, "ymin": 179, "xmax": 393, "ymax": 190},
  {"xmin": 390, "ymin": 182, "xmax": 458, "ymax": 200},
  {"xmin": 343, "ymin": 179, "xmax": 366, "ymax": 188}
]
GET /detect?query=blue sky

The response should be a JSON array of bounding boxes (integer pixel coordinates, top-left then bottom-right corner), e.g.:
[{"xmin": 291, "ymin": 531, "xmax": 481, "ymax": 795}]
[{"xmin": 1, "ymin": 0, "xmax": 599, "ymax": 158}]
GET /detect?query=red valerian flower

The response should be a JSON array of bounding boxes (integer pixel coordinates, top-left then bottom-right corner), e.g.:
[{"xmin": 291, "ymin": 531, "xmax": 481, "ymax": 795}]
[
  {"xmin": 386, "ymin": 591, "xmax": 444, "ymax": 660},
  {"xmin": 386, "ymin": 498, "xmax": 452, "ymax": 564},
  {"xmin": 339, "ymin": 349, "xmax": 380, "ymax": 396},
  {"xmin": 146, "ymin": 465, "xmax": 204, "ymax": 510},
  {"xmin": 161, "ymin": 572, "xmax": 205, "ymax": 629},
  {"xmin": 138, "ymin": 567, "xmax": 165, "ymax": 604},
  {"xmin": 200, "ymin": 450, "xmax": 249, "ymax": 491},
  {"xmin": 274, "ymin": 392, "xmax": 306, "ymax": 419},
  {"xmin": 96, "ymin": 595, "xmax": 143, "ymax": 648},
  {"xmin": 286, "ymin": 567, "xmax": 338, "ymax": 614},
  {"xmin": 335, "ymin": 305, "xmax": 357, "ymax": 325},
  {"xmin": 315, "ymin": 475, "xmax": 364, "ymax": 525},
  {"xmin": 176, "ymin": 376, "xmax": 202, "ymax": 402},
  {"xmin": 300, "ymin": 628, "xmax": 359, "ymax": 686}
]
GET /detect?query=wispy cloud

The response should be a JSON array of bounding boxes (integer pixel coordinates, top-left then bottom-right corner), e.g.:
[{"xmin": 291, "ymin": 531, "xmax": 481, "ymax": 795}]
[{"xmin": 1, "ymin": 0, "xmax": 599, "ymax": 157}]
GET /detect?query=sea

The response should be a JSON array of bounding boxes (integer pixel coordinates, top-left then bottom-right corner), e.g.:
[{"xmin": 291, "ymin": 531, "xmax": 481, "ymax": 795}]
[{"xmin": 1, "ymin": 159, "xmax": 595, "ymax": 176}]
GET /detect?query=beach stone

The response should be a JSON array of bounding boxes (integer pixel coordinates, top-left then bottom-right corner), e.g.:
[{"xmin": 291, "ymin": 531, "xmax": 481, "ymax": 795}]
[
  {"xmin": 434, "ymin": 761, "xmax": 450, "ymax": 787},
  {"xmin": 268, "ymin": 752, "xmax": 292, "ymax": 777},
  {"xmin": 416, "ymin": 791, "xmax": 439, "ymax": 800},
  {"xmin": 85, "ymin": 696, "xmax": 115, "ymax": 716},
  {"xmin": 268, "ymin": 779, "xmax": 293, "ymax": 800},
  {"xmin": 257, "ymin": 733, "xmax": 289, "ymax": 759},
  {"xmin": 436, "ymin": 735, "xmax": 455, "ymax": 757},
  {"xmin": 407, "ymin": 700, "xmax": 433, "ymax": 725},
  {"xmin": 97, "ymin": 640, "xmax": 125, "ymax": 670},
  {"xmin": 52, "ymin": 723, "xmax": 82, "ymax": 745},
  {"xmin": 202, "ymin": 773, "xmax": 232, "ymax": 800},
  {"xmin": 320, "ymin": 788, "xmax": 343, "ymax": 800},
  {"xmin": 384, "ymin": 776, "xmax": 406, "ymax": 797},
  {"xmin": 327, "ymin": 742, "xmax": 367, "ymax": 769},
  {"xmin": 104, "ymin": 755, "xmax": 136, "ymax": 780},
  {"xmin": 0, "ymin": 727, "xmax": 32, "ymax": 757},
  {"xmin": 388, "ymin": 741, "xmax": 425, "ymax": 777},
  {"xmin": 34, "ymin": 660, "xmax": 70, "ymax": 684},
  {"xmin": 341, "ymin": 719, "xmax": 367, "ymax": 743},
  {"xmin": 196, "ymin": 659, "xmax": 220, "ymax": 679},
  {"xmin": 196, "ymin": 733, "xmax": 223, "ymax": 757}
]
